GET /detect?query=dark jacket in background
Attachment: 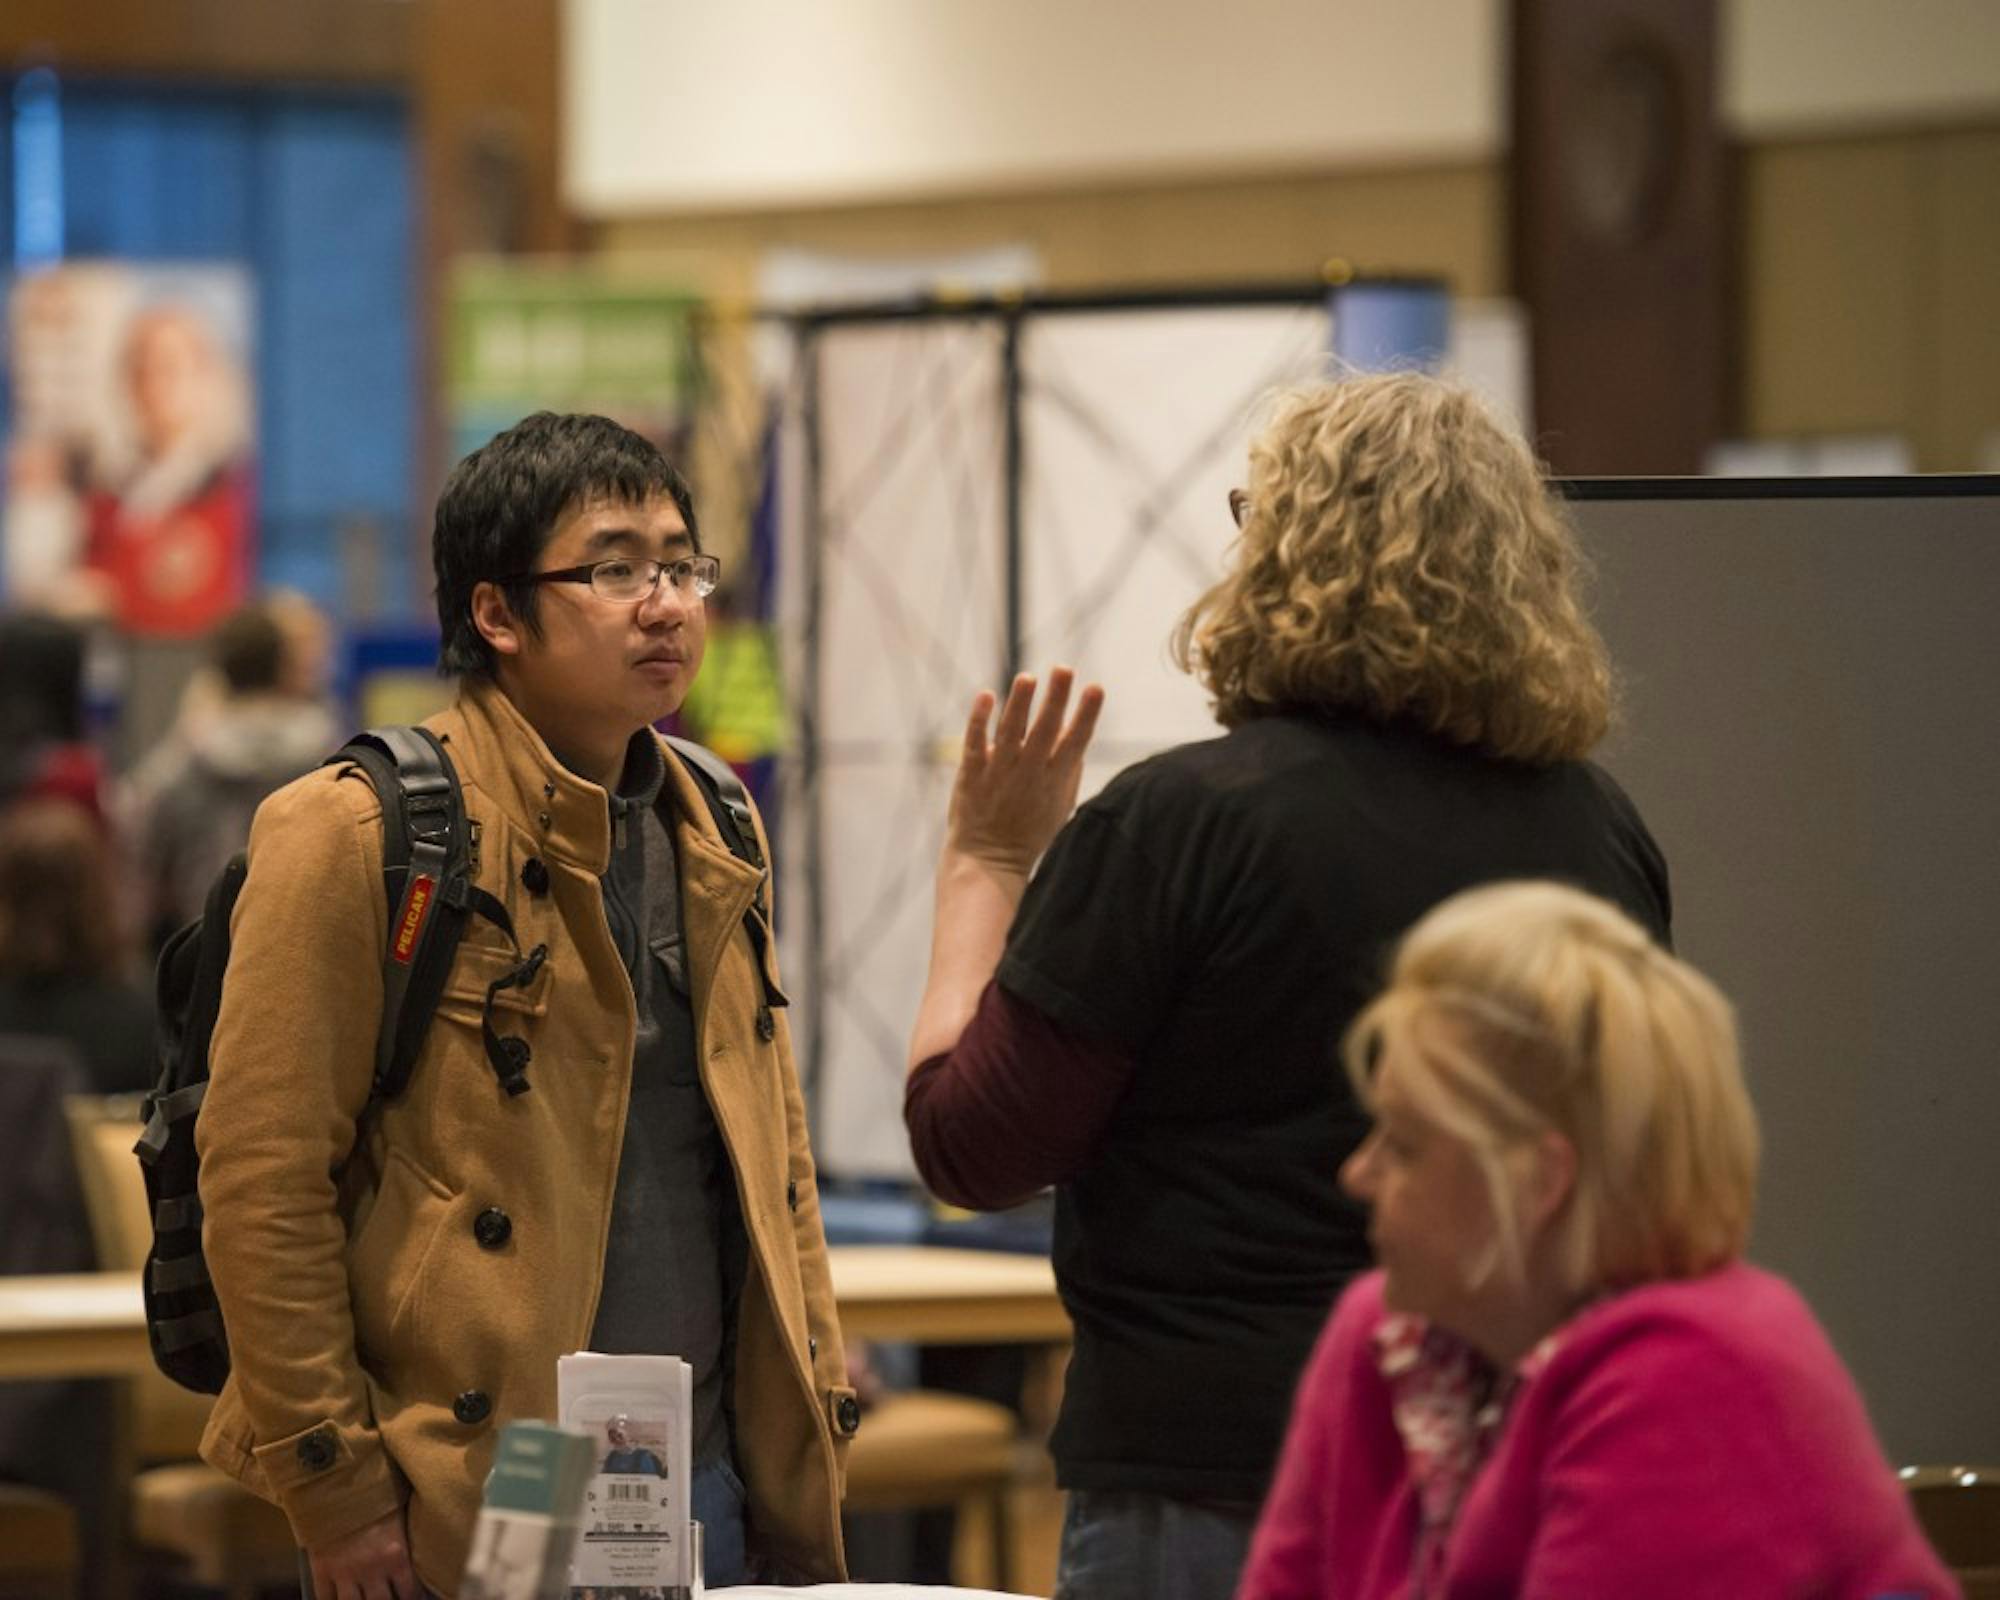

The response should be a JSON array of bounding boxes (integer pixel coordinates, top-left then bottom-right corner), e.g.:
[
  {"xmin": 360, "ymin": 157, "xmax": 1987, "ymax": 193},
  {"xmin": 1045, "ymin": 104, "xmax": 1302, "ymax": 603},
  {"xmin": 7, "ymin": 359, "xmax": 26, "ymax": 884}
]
[
  {"xmin": 0, "ymin": 977, "xmax": 156, "ymax": 1096},
  {"xmin": 0, "ymin": 1036, "xmax": 122, "ymax": 1598},
  {"xmin": 124, "ymin": 693, "xmax": 338, "ymax": 948}
]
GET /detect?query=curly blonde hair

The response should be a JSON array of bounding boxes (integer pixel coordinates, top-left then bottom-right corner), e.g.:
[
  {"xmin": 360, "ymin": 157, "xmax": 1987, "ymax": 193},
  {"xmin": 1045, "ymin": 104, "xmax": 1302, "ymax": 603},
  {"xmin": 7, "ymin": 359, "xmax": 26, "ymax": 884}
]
[{"xmin": 1172, "ymin": 374, "xmax": 1613, "ymax": 763}]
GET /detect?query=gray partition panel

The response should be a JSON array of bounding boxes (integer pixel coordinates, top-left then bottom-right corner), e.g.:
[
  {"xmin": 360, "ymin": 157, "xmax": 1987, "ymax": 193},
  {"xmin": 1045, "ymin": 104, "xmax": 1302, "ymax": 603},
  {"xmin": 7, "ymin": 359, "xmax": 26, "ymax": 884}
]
[{"xmin": 1572, "ymin": 479, "xmax": 2000, "ymax": 1462}]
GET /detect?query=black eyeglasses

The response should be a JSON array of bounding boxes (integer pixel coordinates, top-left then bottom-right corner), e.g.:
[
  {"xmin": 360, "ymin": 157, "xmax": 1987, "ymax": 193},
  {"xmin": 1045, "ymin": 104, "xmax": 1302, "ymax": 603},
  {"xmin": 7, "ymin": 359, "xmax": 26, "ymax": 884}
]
[
  {"xmin": 1228, "ymin": 489, "xmax": 1250, "ymax": 529},
  {"xmin": 506, "ymin": 554, "xmax": 721, "ymax": 603}
]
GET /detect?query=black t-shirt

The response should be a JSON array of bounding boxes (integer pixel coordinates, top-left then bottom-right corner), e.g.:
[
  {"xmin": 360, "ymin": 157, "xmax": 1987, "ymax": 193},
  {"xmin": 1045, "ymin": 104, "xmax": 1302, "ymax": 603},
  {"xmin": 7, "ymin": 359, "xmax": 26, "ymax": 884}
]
[
  {"xmin": 997, "ymin": 710, "xmax": 1670, "ymax": 1502},
  {"xmin": 0, "ymin": 975, "xmax": 158, "ymax": 1096}
]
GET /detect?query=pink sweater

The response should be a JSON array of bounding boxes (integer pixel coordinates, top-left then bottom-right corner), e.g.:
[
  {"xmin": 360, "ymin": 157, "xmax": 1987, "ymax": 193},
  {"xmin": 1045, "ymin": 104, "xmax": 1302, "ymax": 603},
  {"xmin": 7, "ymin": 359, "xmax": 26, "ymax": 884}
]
[{"xmin": 1237, "ymin": 1265, "xmax": 1958, "ymax": 1600}]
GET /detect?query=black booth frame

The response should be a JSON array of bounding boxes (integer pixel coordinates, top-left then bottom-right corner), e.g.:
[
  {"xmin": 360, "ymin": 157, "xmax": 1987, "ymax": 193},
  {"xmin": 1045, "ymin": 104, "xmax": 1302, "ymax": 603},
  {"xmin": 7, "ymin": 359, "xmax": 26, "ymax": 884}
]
[
  {"xmin": 781, "ymin": 283, "xmax": 1999, "ymax": 1138},
  {"xmin": 787, "ymin": 284, "xmax": 1338, "ymax": 1124}
]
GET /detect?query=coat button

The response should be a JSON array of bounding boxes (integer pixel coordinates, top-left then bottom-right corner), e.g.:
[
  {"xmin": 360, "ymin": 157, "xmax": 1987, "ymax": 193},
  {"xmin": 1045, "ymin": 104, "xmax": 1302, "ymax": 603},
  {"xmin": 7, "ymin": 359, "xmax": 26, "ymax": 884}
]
[
  {"xmin": 836, "ymin": 1394, "xmax": 862, "ymax": 1435},
  {"xmin": 453, "ymin": 1390, "xmax": 491, "ymax": 1426},
  {"xmin": 296, "ymin": 1429, "xmax": 336, "ymax": 1471},
  {"xmin": 786, "ymin": 1179, "xmax": 798, "ymax": 1212},
  {"xmin": 755, "ymin": 1004, "xmax": 775, "ymax": 1042},
  {"xmin": 521, "ymin": 857, "xmax": 550, "ymax": 896},
  {"xmin": 473, "ymin": 1208, "xmax": 512, "ymax": 1250}
]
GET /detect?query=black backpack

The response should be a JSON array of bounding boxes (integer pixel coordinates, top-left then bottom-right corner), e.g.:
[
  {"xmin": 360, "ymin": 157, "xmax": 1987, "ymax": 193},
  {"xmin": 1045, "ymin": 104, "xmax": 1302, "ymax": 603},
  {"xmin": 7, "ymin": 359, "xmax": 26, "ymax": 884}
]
[{"xmin": 136, "ymin": 725, "xmax": 770, "ymax": 1394}]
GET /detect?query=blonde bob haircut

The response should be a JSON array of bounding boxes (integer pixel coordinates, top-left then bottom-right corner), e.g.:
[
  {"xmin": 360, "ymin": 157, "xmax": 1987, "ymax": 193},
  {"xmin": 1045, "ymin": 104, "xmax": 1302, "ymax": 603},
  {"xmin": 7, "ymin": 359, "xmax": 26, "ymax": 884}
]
[
  {"xmin": 1173, "ymin": 373, "xmax": 1612, "ymax": 764},
  {"xmin": 1344, "ymin": 881, "xmax": 1759, "ymax": 1301}
]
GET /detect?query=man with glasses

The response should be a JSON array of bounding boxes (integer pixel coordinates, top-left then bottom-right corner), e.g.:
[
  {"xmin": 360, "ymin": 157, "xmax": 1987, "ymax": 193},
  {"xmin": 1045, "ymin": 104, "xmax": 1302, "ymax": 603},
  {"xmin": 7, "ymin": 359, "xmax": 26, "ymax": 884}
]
[{"xmin": 195, "ymin": 412, "xmax": 854, "ymax": 1597}]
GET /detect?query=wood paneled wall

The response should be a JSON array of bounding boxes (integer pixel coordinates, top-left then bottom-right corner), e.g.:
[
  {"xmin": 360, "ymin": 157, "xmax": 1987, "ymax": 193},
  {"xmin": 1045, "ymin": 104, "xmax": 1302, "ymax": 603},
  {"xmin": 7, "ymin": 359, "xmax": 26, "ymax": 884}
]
[
  {"xmin": 597, "ymin": 121, "xmax": 1997, "ymax": 473},
  {"xmin": 1740, "ymin": 124, "xmax": 2000, "ymax": 470},
  {"xmin": 591, "ymin": 162, "xmax": 1504, "ymax": 305},
  {"xmin": 0, "ymin": 0, "xmax": 409, "ymax": 85}
]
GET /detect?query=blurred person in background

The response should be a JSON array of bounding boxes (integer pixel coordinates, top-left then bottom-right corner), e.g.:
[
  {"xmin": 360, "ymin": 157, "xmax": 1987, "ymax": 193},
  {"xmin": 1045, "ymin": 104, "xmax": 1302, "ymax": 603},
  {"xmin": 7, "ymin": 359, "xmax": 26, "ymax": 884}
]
[
  {"xmin": 0, "ymin": 609, "xmax": 108, "ymax": 823},
  {"xmin": 905, "ymin": 373, "xmax": 1671, "ymax": 1600},
  {"xmin": 0, "ymin": 795, "xmax": 154, "ymax": 1096},
  {"xmin": 1235, "ymin": 882, "xmax": 1954, "ymax": 1600},
  {"xmin": 123, "ymin": 592, "xmax": 340, "ymax": 950}
]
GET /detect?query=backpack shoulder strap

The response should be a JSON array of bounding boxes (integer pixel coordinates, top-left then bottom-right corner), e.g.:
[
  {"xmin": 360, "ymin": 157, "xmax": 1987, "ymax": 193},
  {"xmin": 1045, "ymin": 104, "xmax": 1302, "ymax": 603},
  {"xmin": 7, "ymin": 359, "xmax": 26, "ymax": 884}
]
[
  {"xmin": 328, "ymin": 726, "xmax": 478, "ymax": 1099},
  {"xmin": 662, "ymin": 734, "xmax": 763, "ymax": 873}
]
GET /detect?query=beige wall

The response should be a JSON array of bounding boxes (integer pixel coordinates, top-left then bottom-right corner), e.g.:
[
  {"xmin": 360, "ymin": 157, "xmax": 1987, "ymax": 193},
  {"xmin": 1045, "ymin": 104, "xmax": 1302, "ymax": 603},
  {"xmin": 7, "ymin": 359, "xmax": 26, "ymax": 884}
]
[
  {"xmin": 575, "ymin": 0, "xmax": 1999, "ymax": 469},
  {"xmin": 567, "ymin": 0, "xmax": 2000, "ymax": 213},
  {"xmin": 565, "ymin": 0, "xmax": 1499, "ymax": 213}
]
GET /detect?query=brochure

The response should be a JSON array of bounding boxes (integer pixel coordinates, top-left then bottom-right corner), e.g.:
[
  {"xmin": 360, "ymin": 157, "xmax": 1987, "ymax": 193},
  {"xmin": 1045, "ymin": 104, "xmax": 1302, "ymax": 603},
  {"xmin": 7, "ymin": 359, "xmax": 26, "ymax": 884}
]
[
  {"xmin": 460, "ymin": 1420, "xmax": 597, "ymax": 1600},
  {"xmin": 557, "ymin": 1351, "xmax": 696, "ymax": 1599}
]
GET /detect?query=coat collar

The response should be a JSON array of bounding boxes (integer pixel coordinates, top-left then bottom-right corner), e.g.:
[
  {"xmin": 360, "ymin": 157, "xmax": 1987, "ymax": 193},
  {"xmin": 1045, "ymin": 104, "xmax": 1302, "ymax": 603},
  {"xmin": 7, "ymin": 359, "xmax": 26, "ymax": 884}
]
[
  {"xmin": 440, "ymin": 676, "xmax": 763, "ymax": 905},
  {"xmin": 439, "ymin": 677, "xmax": 627, "ymax": 874}
]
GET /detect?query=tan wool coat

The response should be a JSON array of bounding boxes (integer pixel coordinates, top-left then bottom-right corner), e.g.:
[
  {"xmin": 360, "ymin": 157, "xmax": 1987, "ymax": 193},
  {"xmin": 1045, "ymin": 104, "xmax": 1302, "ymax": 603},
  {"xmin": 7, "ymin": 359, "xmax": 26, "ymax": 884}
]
[{"xmin": 196, "ymin": 680, "xmax": 852, "ymax": 1594}]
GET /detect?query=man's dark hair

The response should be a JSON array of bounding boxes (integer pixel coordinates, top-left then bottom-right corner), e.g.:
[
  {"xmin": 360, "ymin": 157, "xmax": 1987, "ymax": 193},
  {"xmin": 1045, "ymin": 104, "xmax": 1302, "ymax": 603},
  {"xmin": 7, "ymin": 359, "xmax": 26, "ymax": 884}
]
[
  {"xmin": 432, "ymin": 412, "xmax": 700, "ymax": 677},
  {"xmin": 210, "ymin": 606, "xmax": 287, "ymax": 695}
]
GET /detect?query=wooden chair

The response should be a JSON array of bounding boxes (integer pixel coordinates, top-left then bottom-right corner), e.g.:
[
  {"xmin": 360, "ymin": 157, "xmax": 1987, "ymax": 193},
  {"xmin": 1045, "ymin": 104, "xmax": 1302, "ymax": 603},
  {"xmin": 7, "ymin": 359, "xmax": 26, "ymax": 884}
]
[
  {"xmin": 1904, "ymin": 1464, "xmax": 2000, "ymax": 1600},
  {"xmin": 64, "ymin": 1096, "xmax": 298, "ymax": 1600},
  {"xmin": 0, "ymin": 1484, "xmax": 78, "ymax": 1600},
  {"xmin": 842, "ymin": 1388, "xmax": 1024, "ymax": 1591}
]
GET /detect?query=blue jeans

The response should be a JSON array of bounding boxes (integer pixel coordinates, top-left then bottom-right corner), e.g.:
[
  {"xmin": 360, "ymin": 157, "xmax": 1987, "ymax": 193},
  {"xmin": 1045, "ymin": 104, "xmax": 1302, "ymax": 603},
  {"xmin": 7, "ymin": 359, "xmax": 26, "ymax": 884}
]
[
  {"xmin": 691, "ymin": 1453, "xmax": 750, "ymax": 1588},
  {"xmin": 1054, "ymin": 1488, "xmax": 1259, "ymax": 1600}
]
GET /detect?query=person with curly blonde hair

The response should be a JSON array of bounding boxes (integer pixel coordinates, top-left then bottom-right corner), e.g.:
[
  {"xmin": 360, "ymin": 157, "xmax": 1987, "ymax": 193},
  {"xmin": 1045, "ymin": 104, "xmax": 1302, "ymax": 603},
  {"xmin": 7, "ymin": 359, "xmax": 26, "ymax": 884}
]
[
  {"xmin": 1174, "ymin": 374, "xmax": 1611, "ymax": 763},
  {"xmin": 904, "ymin": 373, "xmax": 1670, "ymax": 1600},
  {"xmin": 1238, "ymin": 882, "xmax": 1952, "ymax": 1599}
]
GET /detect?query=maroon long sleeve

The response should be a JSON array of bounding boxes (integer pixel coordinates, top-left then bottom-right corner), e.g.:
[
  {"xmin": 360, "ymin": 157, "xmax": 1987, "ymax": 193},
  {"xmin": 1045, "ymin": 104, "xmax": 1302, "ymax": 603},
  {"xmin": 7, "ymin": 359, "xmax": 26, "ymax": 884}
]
[{"xmin": 904, "ymin": 977, "xmax": 1137, "ymax": 1211}]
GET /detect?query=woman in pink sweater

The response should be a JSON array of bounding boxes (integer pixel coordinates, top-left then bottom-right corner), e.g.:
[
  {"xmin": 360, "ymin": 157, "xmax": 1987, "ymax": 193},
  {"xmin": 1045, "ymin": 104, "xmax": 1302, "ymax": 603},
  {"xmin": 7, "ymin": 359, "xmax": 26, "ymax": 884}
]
[{"xmin": 1236, "ymin": 882, "xmax": 1956, "ymax": 1600}]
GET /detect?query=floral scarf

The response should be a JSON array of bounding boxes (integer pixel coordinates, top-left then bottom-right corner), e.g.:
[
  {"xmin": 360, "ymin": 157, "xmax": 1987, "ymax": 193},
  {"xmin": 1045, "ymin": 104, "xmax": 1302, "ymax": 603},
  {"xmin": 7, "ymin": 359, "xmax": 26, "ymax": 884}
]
[{"xmin": 1372, "ymin": 1313, "xmax": 1567, "ymax": 1598}]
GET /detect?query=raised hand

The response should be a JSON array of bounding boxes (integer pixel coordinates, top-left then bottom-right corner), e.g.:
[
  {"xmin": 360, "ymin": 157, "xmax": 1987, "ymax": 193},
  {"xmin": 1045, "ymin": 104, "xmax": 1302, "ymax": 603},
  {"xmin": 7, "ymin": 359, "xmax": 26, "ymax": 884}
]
[{"xmin": 947, "ymin": 666, "xmax": 1106, "ymax": 880}]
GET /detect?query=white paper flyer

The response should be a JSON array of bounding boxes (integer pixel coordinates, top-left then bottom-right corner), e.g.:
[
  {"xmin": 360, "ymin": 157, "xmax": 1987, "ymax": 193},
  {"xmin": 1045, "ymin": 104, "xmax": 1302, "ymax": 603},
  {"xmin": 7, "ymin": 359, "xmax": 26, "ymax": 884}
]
[{"xmin": 557, "ymin": 1352, "xmax": 695, "ymax": 1598}]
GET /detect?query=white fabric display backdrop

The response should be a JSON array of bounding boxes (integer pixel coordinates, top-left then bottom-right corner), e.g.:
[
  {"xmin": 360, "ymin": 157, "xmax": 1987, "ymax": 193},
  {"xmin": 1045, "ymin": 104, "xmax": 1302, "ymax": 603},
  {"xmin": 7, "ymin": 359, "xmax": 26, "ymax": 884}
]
[
  {"xmin": 787, "ymin": 301, "xmax": 1335, "ymax": 1177},
  {"xmin": 779, "ymin": 316, "xmax": 1010, "ymax": 1177},
  {"xmin": 1017, "ymin": 303, "xmax": 1334, "ymax": 803}
]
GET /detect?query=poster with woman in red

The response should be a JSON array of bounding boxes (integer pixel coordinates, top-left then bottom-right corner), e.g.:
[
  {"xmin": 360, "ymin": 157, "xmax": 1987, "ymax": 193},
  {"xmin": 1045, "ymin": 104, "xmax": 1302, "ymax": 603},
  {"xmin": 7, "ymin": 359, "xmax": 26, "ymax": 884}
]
[{"xmin": 4, "ymin": 263, "xmax": 254, "ymax": 639}]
